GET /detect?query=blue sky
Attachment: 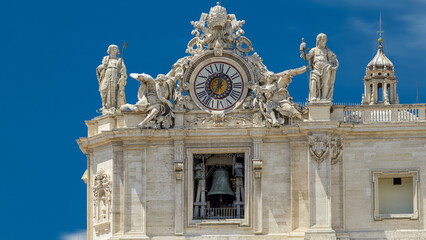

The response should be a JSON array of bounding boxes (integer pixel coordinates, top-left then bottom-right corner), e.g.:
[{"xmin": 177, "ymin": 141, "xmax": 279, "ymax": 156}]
[{"xmin": 0, "ymin": 0, "xmax": 425, "ymax": 239}]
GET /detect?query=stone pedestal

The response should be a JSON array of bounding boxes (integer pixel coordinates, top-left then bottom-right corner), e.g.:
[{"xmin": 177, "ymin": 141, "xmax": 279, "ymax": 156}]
[{"xmin": 307, "ymin": 101, "xmax": 332, "ymax": 121}]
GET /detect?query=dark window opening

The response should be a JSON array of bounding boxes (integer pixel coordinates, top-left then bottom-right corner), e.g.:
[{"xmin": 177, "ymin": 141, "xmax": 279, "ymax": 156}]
[{"xmin": 393, "ymin": 178, "xmax": 402, "ymax": 185}]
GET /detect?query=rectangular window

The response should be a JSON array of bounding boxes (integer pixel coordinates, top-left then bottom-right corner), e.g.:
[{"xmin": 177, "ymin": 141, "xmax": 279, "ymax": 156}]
[
  {"xmin": 187, "ymin": 148, "xmax": 250, "ymax": 227},
  {"xmin": 372, "ymin": 170, "xmax": 419, "ymax": 220},
  {"xmin": 193, "ymin": 153, "xmax": 244, "ymax": 220}
]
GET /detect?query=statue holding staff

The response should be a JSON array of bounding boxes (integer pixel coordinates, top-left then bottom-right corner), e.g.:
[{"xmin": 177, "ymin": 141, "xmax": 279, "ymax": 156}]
[
  {"xmin": 96, "ymin": 44, "xmax": 127, "ymax": 113},
  {"xmin": 300, "ymin": 33, "xmax": 338, "ymax": 101}
]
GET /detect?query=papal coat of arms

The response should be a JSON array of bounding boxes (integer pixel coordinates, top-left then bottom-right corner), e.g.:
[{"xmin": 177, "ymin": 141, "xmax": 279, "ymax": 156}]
[{"xmin": 309, "ymin": 135, "xmax": 329, "ymax": 163}]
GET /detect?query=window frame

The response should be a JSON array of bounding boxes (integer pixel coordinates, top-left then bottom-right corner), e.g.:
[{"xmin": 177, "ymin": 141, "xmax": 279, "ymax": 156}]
[
  {"xmin": 186, "ymin": 147, "xmax": 251, "ymax": 227},
  {"xmin": 372, "ymin": 169, "xmax": 419, "ymax": 220}
]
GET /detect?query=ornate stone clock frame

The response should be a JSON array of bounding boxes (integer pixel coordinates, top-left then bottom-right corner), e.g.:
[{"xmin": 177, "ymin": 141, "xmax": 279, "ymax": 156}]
[{"xmin": 186, "ymin": 51, "xmax": 252, "ymax": 114}]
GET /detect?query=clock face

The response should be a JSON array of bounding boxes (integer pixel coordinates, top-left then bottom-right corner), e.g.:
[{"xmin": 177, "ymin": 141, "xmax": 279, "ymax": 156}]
[{"xmin": 193, "ymin": 62, "xmax": 244, "ymax": 112}]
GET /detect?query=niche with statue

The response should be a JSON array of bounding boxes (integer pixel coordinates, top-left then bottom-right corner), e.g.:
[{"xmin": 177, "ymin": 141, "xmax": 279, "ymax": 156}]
[{"xmin": 193, "ymin": 153, "xmax": 245, "ymax": 220}]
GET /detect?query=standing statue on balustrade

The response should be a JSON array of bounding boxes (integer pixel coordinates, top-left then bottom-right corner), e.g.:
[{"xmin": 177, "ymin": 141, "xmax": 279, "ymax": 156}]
[
  {"xmin": 96, "ymin": 45, "xmax": 127, "ymax": 113},
  {"xmin": 300, "ymin": 33, "xmax": 338, "ymax": 102}
]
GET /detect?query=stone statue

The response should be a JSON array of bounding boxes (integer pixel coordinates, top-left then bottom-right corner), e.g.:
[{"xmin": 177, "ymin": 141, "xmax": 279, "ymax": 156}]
[
  {"xmin": 300, "ymin": 33, "xmax": 338, "ymax": 101},
  {"xmin": 121, "ymin": 73, "xmax": 174, "ymax": 129},
  {"xmin": 96, "ymin": 45, "xmax": 127, "ymax": 113},
  {"xmin": 252, "ymin": 66, "xmax": 306, "ymax": 126},
  {"xmin": 168, "ymin": 56, "xmax": 195, "ymax": 111},
  {"xmin": 187, "ymin": 3, "xmax": 251, "ymax": 56}
]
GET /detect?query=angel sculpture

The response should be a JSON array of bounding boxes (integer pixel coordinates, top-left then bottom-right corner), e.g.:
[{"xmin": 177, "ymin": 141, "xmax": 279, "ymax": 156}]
[
  {"xmin": 121, "ymin": 73, "xmax": 174, "ymax": 129},
  {"xmin": 252, "ymin": 66, "xmax": 306, "ymax": 126}
]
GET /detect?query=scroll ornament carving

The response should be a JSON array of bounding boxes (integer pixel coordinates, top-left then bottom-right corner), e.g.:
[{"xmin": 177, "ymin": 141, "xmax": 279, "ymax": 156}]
[
  {"xmin": 186, "ymin": 113, "xmax": 258, "ymax": 127},
  {"xmin": 330, "ymin": 136, "xmax": 343, "ymax": 165},
  {"xmin": 253, "ymin": 159, "xmax": 263, "ymax": 179},
  {"xmin": 309, "ymin": 135, "xmax": 329, "ymax": 164},
  {"xmin": 93, "ymin": 169, "xmax": 112, "ymax": 235}
]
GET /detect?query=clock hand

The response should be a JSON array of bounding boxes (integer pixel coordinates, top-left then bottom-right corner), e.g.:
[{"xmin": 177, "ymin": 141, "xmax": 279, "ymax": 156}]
[{"xmin": 210, "ymin": 73, "xmax": 224, "ymax": 97}]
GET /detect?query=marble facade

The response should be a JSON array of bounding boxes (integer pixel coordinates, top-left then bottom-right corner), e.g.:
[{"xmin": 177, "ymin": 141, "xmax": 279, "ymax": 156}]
[{"xmin": 78, "ymin": 4, "xmax": 426, "ymax": 240}]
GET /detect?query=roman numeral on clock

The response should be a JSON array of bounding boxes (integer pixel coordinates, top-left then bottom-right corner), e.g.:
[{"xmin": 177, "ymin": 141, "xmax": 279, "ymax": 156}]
[
  {"xmin": 233, "ymin": 82, "xmax": 242, "ymax": 89},
  {"xmin": 215, "ymin": 100, "xmax": 224, "ymax": 109},
  {"xmin": 196, "ymin": 82, "xmax": 205, "ymax": 90},
  {"xmin": 230, "ymin": 72, "xmax": 240, "ymax": 80},
  {"xmin": 226, "ymin": 98, "xmax": 233, "ymax": 106},
  {"xmin": 197, "ymin": 91, "xmax": 207, "ymax": 98},
  {"xmin": 217, "ymin": 63, "xmax": 224, "ymax": 73},
  {"xmin": 202, "ymin": 96, "xmax": 212, "ymax": 106},
  {"xmin": 230, "ymin": 90, "xmax": 241, "ymax": 101},
  {"xmin": 205, "ymin": 65, "xmax": 214, "ymax": 75},
  {"xmin": 214, "ymin": 64, "xmax": 219, "ymax": 73}
]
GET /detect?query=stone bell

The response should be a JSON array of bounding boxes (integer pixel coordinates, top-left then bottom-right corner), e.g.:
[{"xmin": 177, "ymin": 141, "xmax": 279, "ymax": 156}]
[
  {"xmin": 194, "ymin": 164, "xmax": 203, "ymax": 180},
  {"xmin": 234, "ymin": 162, "xmax": 244, "ymax": 178},
  {"xmin": 207, "ymin": 168, "xmax": 235, "ymax": 197}
]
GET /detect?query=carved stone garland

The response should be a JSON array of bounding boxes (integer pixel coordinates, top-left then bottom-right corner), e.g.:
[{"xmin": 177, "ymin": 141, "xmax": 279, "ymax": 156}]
[{"xmin": 93, "ymin": 169, "xmax": 112, "ymax": 235}]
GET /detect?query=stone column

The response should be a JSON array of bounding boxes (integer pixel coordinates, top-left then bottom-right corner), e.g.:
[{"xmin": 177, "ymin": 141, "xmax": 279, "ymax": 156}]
[
  {"xmin": 382, "ymin": 82, "xmax": 389, "ymax": 104},
  {"xmin": 373, "ymin": 83, "xmax": 378, "ymax": 103},
  {"xmin": 252, "ymin": 138, "xmax": 263, "ymax": 234},
  {"xmin": 394, "ymin": 83, "xmax": 398, "ymax": 104},
  {"xmin": 174, "ymin": 139, "xmax": 185, "ymax": 235},
  {"xmin": 305, "ymin": 134, "xmax": 336, "ymax": 240}
]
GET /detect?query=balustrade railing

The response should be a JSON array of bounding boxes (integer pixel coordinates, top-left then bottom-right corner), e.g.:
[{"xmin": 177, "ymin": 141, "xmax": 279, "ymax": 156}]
[
  {"xmin": 196, "ymin": 207, "xmax": 244, "ymax": 219},
  {"xmin": 341, "ymin": 104, "xmax": 426, "ymax": 123}
]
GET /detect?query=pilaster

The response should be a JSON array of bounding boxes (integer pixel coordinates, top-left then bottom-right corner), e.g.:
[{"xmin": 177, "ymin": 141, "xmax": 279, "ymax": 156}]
[
  {"xmin": 252, "ymin": 137, "xmax": 263, "ymax": 234},
  {"xmin": 174, "ymin": 138, "xmax": 185, "ymax": 235},
  {"xmin": 305, "ymin": 134, "xmax": 336, "ymax": 240}
]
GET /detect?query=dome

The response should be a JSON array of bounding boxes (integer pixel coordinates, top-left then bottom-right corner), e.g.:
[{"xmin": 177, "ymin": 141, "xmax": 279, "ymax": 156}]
[{"xmin": 367, "ymin": 43, "xmax": 394, "ymax": 71}]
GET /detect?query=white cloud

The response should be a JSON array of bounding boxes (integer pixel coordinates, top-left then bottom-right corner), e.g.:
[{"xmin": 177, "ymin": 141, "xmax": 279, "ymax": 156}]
[
  {"xmin": 319, "ymin": 0, "xmax": 426, "ymax": 58},
  {"xmin": 60, "ymin": 229, "xmax": 87, "ymax": 240},
  {"xmin": 347, "ymin": 18, "xmax": 376, "ymax": 37}
]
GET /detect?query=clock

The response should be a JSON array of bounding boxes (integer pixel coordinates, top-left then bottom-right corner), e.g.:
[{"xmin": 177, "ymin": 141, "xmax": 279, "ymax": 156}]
[{"xmin": 189, "ymin": 56, "xmax": 249, "ymax": 113}]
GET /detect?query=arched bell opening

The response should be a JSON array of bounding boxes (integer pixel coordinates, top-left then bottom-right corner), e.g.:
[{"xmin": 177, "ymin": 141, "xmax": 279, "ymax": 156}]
[{"xmin": 378, "ymin": 83, "xmax": 383, "ymax": 103}]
